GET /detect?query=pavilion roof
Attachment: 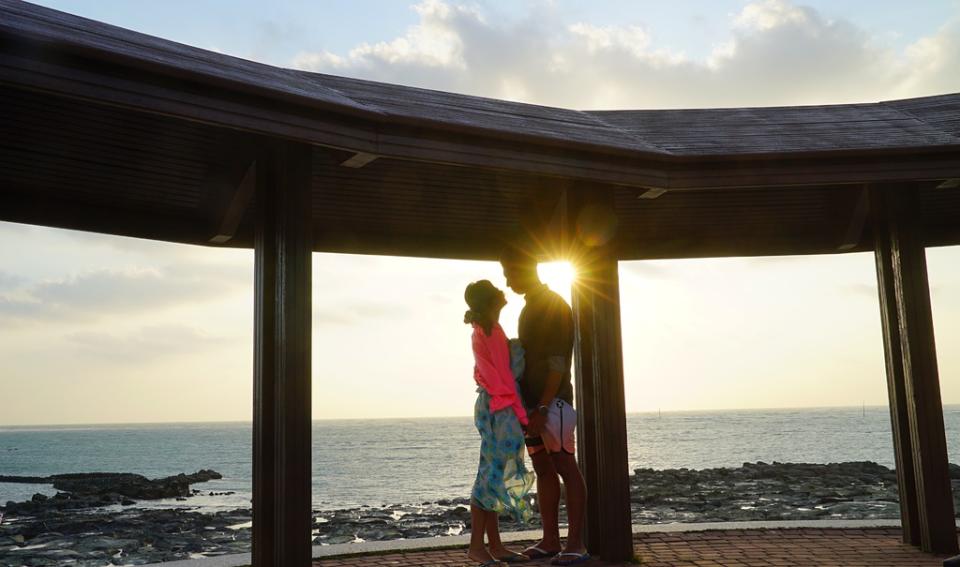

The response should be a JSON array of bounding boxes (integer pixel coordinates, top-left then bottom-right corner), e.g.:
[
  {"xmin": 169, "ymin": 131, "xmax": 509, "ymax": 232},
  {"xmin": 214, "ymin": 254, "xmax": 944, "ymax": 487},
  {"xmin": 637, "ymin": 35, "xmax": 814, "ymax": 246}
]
[{"xmin": 2, "ymin": 0, "xmax": 959, "ymax": 260}]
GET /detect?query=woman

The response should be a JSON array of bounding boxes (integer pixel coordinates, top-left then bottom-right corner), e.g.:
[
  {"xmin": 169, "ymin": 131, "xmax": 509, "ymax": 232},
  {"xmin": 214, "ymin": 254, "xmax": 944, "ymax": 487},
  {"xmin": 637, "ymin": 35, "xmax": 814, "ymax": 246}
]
[{"xmin": 464, "ymin": 279, "xmax": 535, "ymax": 566}]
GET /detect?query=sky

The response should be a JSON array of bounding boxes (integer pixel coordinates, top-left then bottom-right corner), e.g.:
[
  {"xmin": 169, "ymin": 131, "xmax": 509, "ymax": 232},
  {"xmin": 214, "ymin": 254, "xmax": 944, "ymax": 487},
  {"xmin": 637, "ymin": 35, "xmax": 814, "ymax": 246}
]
[{"xmin": 2, "ymin": 0, "xmax": 960, "ymax": 425}]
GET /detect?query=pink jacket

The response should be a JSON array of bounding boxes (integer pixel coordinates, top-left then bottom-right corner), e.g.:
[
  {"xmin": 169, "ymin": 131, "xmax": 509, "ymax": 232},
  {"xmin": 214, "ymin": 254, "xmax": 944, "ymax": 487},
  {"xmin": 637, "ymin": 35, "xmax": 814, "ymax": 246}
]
[{"xmin": 471, "ymin": 323, "xmax": 528, "ymax": 426}]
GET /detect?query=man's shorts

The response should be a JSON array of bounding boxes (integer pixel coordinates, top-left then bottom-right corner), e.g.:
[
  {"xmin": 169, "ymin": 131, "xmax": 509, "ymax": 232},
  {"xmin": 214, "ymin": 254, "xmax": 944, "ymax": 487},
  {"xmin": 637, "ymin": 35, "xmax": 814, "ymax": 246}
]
[{"xmin": 525, "ymin": 398, "xmax": 576, "ymax": 456}]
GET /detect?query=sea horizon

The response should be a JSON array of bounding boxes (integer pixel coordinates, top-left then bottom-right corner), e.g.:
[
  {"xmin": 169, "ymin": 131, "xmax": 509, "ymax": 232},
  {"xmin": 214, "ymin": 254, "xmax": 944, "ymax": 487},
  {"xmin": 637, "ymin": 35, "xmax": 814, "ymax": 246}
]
[{"xmin": 2, "ymin": 402, "xmax": 947, "ymax": 430}]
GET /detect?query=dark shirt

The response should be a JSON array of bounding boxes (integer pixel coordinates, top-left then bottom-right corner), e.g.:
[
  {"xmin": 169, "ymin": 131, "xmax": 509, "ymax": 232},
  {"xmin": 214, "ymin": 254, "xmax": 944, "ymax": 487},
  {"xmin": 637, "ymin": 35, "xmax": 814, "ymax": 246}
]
[{"xmin": 518, "ymin": 284, "xmax": 575, "ymax": 409}]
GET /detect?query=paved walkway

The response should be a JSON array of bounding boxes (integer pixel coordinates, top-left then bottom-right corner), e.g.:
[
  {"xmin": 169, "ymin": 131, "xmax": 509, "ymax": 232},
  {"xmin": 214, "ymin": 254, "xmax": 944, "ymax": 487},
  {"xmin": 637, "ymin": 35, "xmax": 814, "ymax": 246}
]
[{"xmin": 312, "ymin": 527, "xmax": 959, "ymax": 566}]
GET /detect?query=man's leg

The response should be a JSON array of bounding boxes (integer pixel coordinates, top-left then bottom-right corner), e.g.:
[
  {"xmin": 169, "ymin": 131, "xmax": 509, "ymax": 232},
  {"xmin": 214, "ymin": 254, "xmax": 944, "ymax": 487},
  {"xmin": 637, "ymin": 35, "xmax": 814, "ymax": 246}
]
[
  {"xmin": 526, "ymin": 449, "xmax": 562, "ymax": 555},
  {"xmin": 551, "ymin": 453, "xmax": 587, "ymax": 555}
]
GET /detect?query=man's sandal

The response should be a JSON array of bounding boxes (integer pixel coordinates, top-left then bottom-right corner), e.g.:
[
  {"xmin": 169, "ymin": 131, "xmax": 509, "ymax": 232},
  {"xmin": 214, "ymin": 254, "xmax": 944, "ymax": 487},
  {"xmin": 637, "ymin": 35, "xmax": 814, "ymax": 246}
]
[
  {"xmin": 522, "ymin": 546, "xmax": 559, "ymax": 559},
  {"xmin": 551, "ymin": 552, "xmax": 591, "ymax": 566}
]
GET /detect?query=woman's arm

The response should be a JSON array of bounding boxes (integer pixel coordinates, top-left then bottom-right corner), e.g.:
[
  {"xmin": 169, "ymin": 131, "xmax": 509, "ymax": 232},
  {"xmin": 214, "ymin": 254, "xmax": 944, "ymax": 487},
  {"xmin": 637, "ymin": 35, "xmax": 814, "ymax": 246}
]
[
  {"xmin": 474, "ymin": 328, "xmax": 528, "ymax": 424},
  {"xmin": 473, "ymin": 330, "xmax": 508, "ymax": 395}
]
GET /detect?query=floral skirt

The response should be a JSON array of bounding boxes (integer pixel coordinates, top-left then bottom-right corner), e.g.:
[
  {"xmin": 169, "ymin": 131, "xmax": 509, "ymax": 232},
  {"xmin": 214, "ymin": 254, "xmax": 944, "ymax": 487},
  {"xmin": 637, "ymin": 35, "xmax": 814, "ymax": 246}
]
[{"xmin": 471, "ymin": 390, "xmax": 535, "ymax": 523}]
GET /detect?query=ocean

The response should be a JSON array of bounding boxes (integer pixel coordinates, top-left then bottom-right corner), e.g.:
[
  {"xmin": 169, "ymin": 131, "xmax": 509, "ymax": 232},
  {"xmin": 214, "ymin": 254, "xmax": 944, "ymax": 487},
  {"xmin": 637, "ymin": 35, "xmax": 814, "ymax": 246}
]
[{"xmin": 1, "ymin": 405, "xmax": 958, "ymax": 513}]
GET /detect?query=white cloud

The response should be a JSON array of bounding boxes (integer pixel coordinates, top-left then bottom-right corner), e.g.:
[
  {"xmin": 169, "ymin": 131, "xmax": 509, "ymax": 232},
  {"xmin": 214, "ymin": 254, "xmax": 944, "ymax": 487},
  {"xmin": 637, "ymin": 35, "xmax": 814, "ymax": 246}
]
[
  {"xmin": 733, "ymin": 0, "xmax": 813, "ymax": 31},
  {"xmin": 312, "ymin": 300, "xmax": 411, "ymax": 326},
  {"xmin": 902, "ymin": 19, "xmax": 960, "ymax": 96},
  {"xmin": 567, "ymin": 23, "xmax": 651, "ymax": 57},
  {"xmin": 65, "ymin": 324, "xmax": 229, "ymax": 364},
  {"xmin": 0, "ymin": 263, "xmax": 250, "ymax": 323},
  {"xmin": 292, "ymin": 0, "xmax": 960, "ymax": 109},
  {"xmin": 293, "ymin": 0, "xmax": 472, "ymax": 72},
  {"xmin": 0, "ymin": 271, "xmax": 24, "ymax": 291}
]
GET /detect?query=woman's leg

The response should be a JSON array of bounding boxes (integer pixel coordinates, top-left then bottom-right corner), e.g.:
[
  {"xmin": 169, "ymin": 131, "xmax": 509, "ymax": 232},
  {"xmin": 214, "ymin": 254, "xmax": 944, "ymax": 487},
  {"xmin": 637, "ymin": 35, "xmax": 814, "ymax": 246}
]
[
  {"xmin": 484, "ymin": 511, "xmax": 504, "ymax": 554},
  {"xmin": 469, "ymin": 392, "xmax": 498, "ymax": 563},
  {"xmin": 484, "ymin": 510, "xmax": 500, "ymax": 546},
  {"xmin": 468, "ymin": 503, "xmax": 497, "ymax": 564},
  {"xmin": 485, "ymin": 510, "xmax": 524, "ymax": 559}
]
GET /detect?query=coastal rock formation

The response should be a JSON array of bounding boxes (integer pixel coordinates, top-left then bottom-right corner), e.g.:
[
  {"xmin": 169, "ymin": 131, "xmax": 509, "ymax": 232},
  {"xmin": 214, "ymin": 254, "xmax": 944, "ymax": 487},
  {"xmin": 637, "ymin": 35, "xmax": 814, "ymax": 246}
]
[
  {"xmin": 0, "ymin": 508, "xmax": 251, "ymax": 566},
  {"xmin": 49, "ymin": 470, "xmax": 222, "ymax": 499},
  {"xmin": 629, "ymin": 461, "xmax": 907, "ymax": 523},
  {"xmin": 2, "ymin": 462, "xmax": 959, "ymax": 566},
  {"xmin": 1, "ymin": 470, "xmax": 222, "ymax": 513}
]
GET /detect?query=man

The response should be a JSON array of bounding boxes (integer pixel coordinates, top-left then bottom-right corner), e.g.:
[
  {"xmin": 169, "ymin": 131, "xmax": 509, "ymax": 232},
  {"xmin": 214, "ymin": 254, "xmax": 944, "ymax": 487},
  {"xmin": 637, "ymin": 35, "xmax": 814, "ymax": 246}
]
[{"xmin": 501, "ymin": 245, "xmax": 588, "ymax": 566}]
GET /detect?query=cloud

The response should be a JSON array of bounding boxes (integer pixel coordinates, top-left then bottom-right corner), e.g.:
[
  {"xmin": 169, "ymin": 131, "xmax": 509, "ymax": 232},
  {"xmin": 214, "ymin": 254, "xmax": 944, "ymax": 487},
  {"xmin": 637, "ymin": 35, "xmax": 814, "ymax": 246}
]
[
  {"xmin": 0, "ymin": 296, "xmax": 46, "ymax": 319},
  {"xmin": 621, "ymin": 261, "xmax": 673, "ymax": 279},
  {"xmin": 313, "ymin": 300, "xmax": 412, "ymax": 326},
  {"xmin": 840, "ymin": 283, "xmax": 877, "ymax": 298},
  {"xmin": 292, "ymin": 0, "xmax": 960, "ymax": 109},
  {"xmin": 0, "ymin": 271, "xmax": 24, "ymax": 291},
  {"xmin": 429, "ymin": 292, "xmax": 453, "ymax": 304},
  {"xmin": 733, "ymin": 0, "xmax": 814, "ymax": 31},
  {"xmin": 65, "ymin": 324, "xmax": 229, "ymax": 363},
  {"xmin": 0, "ymin": 222, "xmax": 40, "ymax": 238},
  {"xmin": 296, "ymin": 0, "xmax": 471, "ymax": 72},
  {"xmin": 901, "ymin": 19, "xmax": 960, "ymax": 96},
  {"xmin": 0, "ymin": 263, "xmax": 250, "ymax": 323}
]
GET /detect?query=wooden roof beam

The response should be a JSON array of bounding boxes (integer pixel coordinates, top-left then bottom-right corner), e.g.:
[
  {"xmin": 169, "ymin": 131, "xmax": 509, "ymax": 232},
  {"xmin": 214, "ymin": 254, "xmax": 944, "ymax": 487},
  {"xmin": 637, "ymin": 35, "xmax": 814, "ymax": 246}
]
[
  {"xmin": 837, "ymin": 185, "xmax": 869, "ymax": 251},
  {"xmin": 637, "ymin": 187, "xmax": 668, "ymax": 200},
  {"xmin": 204, "ymin": 136, "xmax": 259, "ymax": 244},
  {"xmin": 339, "ymin": 152, "xmax": 379, "ymax": 168},
  {"xmin": 208, "ymin": 161, "xmax": 256, "ymax": 244}
]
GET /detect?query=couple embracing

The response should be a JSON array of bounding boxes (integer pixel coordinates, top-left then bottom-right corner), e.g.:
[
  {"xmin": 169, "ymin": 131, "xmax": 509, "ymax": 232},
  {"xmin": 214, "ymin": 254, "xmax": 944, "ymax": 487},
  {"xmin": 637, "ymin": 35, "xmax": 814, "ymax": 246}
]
[{"xmin": 462, "ymin": 245, "xmax": 588, "ymax": 567}]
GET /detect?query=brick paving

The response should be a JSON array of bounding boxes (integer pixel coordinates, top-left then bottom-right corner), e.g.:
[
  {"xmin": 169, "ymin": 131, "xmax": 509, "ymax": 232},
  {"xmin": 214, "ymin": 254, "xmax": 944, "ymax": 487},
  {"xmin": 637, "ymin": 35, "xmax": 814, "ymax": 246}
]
[{"xmin": 313, "ymin": 528, "xmax": 959, "ymax": 566}]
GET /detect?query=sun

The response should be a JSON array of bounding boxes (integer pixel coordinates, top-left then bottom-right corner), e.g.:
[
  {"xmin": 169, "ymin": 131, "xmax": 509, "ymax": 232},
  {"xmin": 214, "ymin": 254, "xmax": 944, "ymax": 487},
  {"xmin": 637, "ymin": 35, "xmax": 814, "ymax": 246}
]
[{"xmin": 538, "ymin": 261, "xmax": 577, "ymax": 292}]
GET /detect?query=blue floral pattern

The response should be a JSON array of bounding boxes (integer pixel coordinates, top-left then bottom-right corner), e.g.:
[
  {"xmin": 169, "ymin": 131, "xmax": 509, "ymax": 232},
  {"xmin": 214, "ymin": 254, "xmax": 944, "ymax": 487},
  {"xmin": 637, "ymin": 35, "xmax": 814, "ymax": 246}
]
[{"xmin": 471, "ymin": 389, "xmax": 534, "ymax": 522}]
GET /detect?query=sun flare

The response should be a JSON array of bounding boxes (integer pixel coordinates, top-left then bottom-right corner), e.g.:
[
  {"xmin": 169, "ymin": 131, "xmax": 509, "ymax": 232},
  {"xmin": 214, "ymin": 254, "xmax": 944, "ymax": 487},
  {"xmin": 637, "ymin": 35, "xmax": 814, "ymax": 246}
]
[{"xmin": 538, "ymin": 261, "xmax": 577, "ymax": 293}]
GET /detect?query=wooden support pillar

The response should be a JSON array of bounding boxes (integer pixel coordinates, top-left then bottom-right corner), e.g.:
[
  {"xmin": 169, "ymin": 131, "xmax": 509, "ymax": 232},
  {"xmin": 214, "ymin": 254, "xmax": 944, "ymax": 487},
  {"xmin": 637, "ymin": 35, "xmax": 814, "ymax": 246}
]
[
  {"xmin": 571, "ymin": 189, "xmax": 633, "ymax": 562},
  {"xmin": 871, "ymin": 185, "xmax": 921, "ymax": 546},
  {"xmin": 572, "ymin": 272, "xmax": 602, "ymax": 555},
  {"xmin": 252, "ymin": 140, "xmax": 314, "ymax": 566},
  {"xmin": 871, "ymin": 184, "xmax": 957, "ymax": 555}
]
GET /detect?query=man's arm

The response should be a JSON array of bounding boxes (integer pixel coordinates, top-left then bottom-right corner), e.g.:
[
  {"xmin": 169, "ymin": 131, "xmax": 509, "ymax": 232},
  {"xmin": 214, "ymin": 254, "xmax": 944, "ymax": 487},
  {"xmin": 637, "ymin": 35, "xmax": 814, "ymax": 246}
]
[
  {"xmin": 538, "ymin": 296, "xmax": 574, "ymax": 409},
  {"xmin": 538, "ymin": 359, "xmax": 566, "ymax": 408},
  {"xmin": 527, "ymin": 359, "xmax": 565, "ymax": 436},
  {"xmin": 527, "ymin": 364, "xmax": 563, "ymax": 437},
  {"xmin": 527, "ymin": 295, "xmax": 574, "ymax": 436}
]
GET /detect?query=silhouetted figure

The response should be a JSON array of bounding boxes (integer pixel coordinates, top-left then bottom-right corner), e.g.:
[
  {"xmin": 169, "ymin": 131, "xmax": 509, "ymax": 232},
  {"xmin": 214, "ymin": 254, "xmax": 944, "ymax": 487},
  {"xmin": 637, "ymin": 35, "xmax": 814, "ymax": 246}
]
[{"xmin": 500, "ymin": 246, "xmax": 589, "ymax": 566}]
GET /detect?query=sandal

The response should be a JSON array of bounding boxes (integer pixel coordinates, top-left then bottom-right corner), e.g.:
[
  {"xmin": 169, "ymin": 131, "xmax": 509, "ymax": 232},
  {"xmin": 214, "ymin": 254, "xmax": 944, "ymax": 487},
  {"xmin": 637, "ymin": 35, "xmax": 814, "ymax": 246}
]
[
  {"xmin": 522, "ymin": 545, "xmax": 559, "ymax": 559},
  {"xmin": 551, "ymin": 552, "xmax": 591, "ymax": 566}
]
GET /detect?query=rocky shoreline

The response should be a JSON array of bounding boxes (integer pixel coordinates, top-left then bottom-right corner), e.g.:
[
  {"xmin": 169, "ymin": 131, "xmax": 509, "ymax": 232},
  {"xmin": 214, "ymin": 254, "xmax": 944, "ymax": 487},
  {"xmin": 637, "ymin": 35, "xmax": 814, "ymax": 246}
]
[
  {"xmin": 2, "ymin": 461, "xmax": 959, "ymax": 566},
  {"xmin": 0, "ymin": 471, "xmax": 224, "ymax": 513}
]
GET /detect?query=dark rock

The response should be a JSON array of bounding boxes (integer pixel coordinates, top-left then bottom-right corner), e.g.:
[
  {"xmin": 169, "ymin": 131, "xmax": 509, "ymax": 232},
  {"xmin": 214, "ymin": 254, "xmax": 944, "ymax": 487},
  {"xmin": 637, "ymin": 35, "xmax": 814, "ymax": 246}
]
[
  {"xmin": 49, "ymin": 469, "xmax": 222, "ymax": 500},
  {"xmin": 0, "ymin": 470, "xmax": 224, "ymax": 517}
]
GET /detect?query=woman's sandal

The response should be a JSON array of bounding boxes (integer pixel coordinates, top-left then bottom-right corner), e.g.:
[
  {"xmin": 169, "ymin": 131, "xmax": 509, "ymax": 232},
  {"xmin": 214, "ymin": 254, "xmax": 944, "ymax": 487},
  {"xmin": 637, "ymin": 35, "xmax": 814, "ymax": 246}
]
[{"xmin": 497, "ymin": 551, "xmax": 530, "ymax": 563}]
